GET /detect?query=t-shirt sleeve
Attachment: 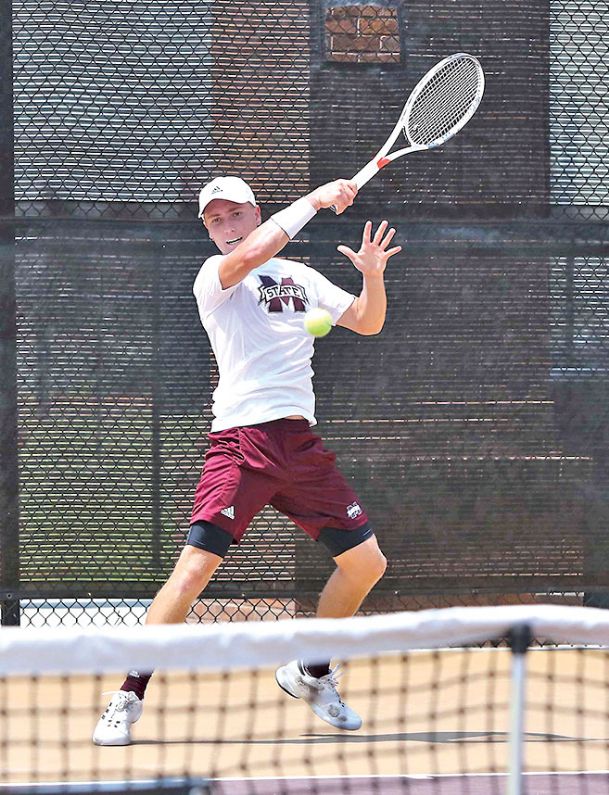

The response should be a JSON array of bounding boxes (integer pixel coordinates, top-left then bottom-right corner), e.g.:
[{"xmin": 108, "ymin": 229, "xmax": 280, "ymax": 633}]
[
  {"xmin": 192, "ymin": 255, "xmax": 239, "ymax": 318},
  {"xmin": 308, "ymin": 268, "xmax": 356, "ymax": 324}
]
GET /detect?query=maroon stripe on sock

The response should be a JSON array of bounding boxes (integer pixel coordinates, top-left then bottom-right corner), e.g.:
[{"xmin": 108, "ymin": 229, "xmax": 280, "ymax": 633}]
[{"xmin": 120, "ymin": 671, "xmax": 152, "ymax": 700}]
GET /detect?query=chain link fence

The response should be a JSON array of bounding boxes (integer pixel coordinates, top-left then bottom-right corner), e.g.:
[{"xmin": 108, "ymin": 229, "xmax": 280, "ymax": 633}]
[{"xmin": 1, "ymin": 0, "xmax": 609, "ymax": 626}]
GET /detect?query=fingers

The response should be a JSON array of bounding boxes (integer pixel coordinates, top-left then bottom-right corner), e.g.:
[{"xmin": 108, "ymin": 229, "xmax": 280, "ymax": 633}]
[
  {"xmin": 380, "ymin": 227, "xmax": 397, "ymax": 249},
  {"xmin": 362, "ymin": 220, "xmax": 373, "ymax": 244},
  {"xmin": 367, "ymin": 221, "xmax": 398, "ymax": 251},
  {"xmin": 384, "ymin": 245, "xmax": 402, "ymax": 259},
  {"xmin": 345, "ymin": 179, "xmax": 357, "ymax": 198},
  {"xmin": 310, "ymin": 179, "xmax": 358, "ymax": 214},
  {"xmin": 337, "ymin": 244, "xmax": 357, "ymax": 263},
  {"xmin": 332, "ymin": 179, "xmax": 358, "ymax": 214},
  {"xmin": 373, "ymin": 220, "xmax": 389, "ymax": 245}
]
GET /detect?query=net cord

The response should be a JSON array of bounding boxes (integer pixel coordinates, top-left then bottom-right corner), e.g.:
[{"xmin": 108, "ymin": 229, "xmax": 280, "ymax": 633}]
[{"xmin": 2, "ymin": 604, "xmax": 609, "ymax": 677}]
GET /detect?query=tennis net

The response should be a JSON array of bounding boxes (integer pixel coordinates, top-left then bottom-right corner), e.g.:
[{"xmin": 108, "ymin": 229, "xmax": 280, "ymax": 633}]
[{"xmin": 3, "ymin": 604, "xmax": 609, "ymax": 794}]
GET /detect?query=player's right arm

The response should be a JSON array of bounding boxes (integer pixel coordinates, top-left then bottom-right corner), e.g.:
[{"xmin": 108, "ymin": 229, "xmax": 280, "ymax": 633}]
[{"xmin": 218, "ymin": 179, "xmax": 357, "ymax": 289}]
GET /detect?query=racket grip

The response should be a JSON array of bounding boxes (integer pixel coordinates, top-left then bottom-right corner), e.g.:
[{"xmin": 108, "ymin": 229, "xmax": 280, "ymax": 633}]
[
  {"xmin": 330, "ymin": 160, "xmax": 382, "ymax": 213},
  {"xmin": 330, "ymin": 159, "xmax": 382, "ymax": 213},
  {"xmin": 353, "ymin": 159, "xmax": 382, "ymax": 189}
]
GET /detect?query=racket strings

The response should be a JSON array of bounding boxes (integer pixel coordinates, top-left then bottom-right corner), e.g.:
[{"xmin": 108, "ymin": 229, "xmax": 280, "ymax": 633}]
[
  {"xmin": 411, "ymin": 65, "xmax": 478, "ymax": 141},
  {"xmin": 408, "ymin": 64, "xmax": 479, "ymax": 143},
  {"xmin": 421, "ymin": 64, "xmax": 477, "ymax": 125},
  {"xmin": 406, "ymin": 57, "xmax": 482, "ymax": 147},
  {"xmin": 414, "ymin": 61, "xmax": 479, "ymax": 130}
]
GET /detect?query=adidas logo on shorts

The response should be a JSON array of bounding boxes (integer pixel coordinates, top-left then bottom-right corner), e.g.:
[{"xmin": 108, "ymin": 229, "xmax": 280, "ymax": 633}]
[{"xmin": 220, "ymin": 506, "xmax": 235, "ymax": 519}]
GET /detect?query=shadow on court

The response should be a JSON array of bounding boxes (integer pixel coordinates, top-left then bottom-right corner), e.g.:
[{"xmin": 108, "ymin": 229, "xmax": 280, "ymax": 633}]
[{"xmin": 132, "ymin": 729, "xmax": 580, "ymax": 746}]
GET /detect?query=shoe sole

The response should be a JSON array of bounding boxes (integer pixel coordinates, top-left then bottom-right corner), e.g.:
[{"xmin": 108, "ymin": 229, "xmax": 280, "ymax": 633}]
[
  {"xmin": 311, "ymin": 703, "xmax": 362, "ymax": 731},
  {"xmin": 92, "ymin": 735, "xmax": 131, "ymax": 746}
]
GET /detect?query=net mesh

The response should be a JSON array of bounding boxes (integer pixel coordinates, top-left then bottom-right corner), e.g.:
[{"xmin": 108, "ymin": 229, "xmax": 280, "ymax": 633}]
[
  {"xmin": 405, "ymin": 55, "xmax": 483, "ymax": 147},
  {"xmin": 2, "ymin": 605, "xmax": 609, "ymax": 792}
]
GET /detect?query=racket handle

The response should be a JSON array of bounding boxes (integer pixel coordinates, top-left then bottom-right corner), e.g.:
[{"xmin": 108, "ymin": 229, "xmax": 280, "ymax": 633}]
[
  {"xmin": 353, "ymin": 159, "xmax": 382, "ymax": 189},
  {"xmin": 330, "ymin": 159, "xmax": 382, "ymax": 214}
]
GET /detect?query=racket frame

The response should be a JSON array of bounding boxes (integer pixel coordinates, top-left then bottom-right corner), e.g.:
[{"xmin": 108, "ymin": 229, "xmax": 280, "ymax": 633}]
[{"xmin": 352, "ymin": 52, "xmax": 484, "ymax": 190}]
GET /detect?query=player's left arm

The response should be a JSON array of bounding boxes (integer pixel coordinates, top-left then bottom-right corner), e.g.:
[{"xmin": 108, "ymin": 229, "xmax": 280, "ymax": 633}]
[{"xmin": 336, "ymin": 221, "xmax": 401, "ymax": 336}]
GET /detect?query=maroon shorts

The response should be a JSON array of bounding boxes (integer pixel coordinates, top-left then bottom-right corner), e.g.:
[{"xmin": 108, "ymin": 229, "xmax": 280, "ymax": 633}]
[{"xmin": 190, "ymin": 419, "xmax": 369, "ymax": 544}]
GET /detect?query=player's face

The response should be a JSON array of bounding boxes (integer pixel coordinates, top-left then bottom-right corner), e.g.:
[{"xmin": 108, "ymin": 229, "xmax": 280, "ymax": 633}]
[{"xmin": 203, "ymin": 199, "xmax": 261, "ymax": 254}]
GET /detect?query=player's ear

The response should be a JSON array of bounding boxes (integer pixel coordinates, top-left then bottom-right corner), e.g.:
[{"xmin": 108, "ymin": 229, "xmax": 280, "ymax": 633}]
[
  {"xmin": 255, "ymin": 205, "xmax": 262, "ymax": 226},
  {"xmin": 201, "ymin": 217, "xmax": 212, "ymax": 238},
  {"xmin": 201, "ymin": 221, "xmax": 212, "ymax": 241}
]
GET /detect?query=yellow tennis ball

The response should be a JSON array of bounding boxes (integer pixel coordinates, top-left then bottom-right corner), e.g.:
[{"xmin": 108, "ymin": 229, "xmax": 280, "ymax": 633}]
[{"xmin": 304, "ymin": 308, "xmax": 332, "ymax": 338}]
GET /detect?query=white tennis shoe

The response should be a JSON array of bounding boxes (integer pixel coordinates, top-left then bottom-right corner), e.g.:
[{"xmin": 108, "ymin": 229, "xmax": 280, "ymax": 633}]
[
  {"xmin": 92, "ymin": 690, "xmax": 143, "ymax": 746},
  {"xmin": 275, "ymin": 660, "xmax": 362, "ymax": 731}
]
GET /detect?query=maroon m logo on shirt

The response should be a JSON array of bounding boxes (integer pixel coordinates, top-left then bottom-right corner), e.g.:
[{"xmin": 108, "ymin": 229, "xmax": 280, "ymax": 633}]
[{"xmin": 258, "ymin": 275, "xmax": 308, "ymax": 313}]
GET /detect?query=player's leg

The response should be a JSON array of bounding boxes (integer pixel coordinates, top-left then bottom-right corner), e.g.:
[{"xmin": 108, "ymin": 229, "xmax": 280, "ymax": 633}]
[
  {"xmin": 145, "ymin": 531, "xmax": 227, "ymax": 625},
  {"xmin": 315, "ymin": 532, "xmax": 387, "ymax": 619},
  {"xmin": 275, "ymin": 531, "xmax": 385, "ymax": 731},
  {"xmin": 92, "ymin": 525, "xmax": 230, "ymax": 747},
  {"xmin": 272, "ymin": 424, "xmax": 387, "ymax": 730},
  {"xmin": 93, "ymin": 427, "xmax": 277, "ymax": 746}
]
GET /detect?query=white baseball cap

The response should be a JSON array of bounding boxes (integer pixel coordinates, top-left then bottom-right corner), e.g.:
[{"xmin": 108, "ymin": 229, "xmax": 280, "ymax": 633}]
[{"xmin": 198, "ymin": 176, "xmax": 257, "ymax": 218}]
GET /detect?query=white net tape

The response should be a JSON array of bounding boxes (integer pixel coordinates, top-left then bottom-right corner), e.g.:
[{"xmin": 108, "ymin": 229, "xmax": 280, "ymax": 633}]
[{"xmin": 2, "ymin": 604, "xmax": 609, "ymax": 676}]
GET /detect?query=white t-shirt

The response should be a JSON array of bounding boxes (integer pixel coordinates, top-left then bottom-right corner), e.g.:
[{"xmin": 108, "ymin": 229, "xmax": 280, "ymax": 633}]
[{"xmin": 193, "ymin": 255, "xmax": 355, "ymax": 431}]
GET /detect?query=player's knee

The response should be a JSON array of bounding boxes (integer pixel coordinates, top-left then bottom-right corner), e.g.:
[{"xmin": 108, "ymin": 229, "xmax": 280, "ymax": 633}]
[
  {"xmin": 354, "ymin": 542, "xmax": 387, "ymax": 586},
  {"xmin": 337, "ymin": 539, "xmax": 387, "ymax": 585},
  {"xmin": 172, "ymin": 546, "xmax": 221, "ymax": 598},
  {"xmin": 368, "ymin": 548, "xmax": 387, "ymax": 584}
]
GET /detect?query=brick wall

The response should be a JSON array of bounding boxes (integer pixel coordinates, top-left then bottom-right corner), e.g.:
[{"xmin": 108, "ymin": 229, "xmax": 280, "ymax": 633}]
[{"xmin": 326, "ymin": 5, "xmax": 401, "ymax": 64}]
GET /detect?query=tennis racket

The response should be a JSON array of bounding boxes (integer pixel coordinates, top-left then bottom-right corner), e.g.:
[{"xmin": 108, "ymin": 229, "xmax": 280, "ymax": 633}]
[{"xmin": 334, "ymin": 52, "xmax": 484, "ymax": 209}]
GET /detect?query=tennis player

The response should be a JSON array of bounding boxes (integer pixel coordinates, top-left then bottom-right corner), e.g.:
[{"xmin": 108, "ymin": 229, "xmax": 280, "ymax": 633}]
[{"xmin": 93, "ymin": 176, "xmax": 401, "ymax": 745}]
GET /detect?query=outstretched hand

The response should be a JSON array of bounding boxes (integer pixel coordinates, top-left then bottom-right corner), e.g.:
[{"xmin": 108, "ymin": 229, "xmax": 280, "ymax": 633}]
[{"xmin": 337, "ymin": 221, "xmax": 402, "ymax": 277}]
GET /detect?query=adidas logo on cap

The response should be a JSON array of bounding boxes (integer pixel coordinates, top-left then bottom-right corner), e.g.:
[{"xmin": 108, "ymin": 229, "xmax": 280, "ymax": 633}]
[{"xmin": 198, "ymin": 177, "xmax": 257, "ymax": 219}]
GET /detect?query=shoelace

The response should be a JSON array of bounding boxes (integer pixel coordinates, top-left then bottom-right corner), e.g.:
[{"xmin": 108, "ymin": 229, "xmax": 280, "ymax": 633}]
[
  {"xmin": 101, "ymin": 690, "xmax": 133, "ymax": 715},
  {"xmin": 316, "ymin": 665, "xmax": 346, "ymax": 704}
]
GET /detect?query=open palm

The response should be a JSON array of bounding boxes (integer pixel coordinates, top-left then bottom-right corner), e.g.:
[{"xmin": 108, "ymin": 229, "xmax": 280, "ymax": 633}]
[{"xmin": 337, "ymin": 220, "xmax": 401, "ymax": 276}]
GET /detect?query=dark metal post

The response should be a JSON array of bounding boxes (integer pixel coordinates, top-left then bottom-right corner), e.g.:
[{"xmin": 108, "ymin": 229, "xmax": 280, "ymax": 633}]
[
  {"xmin": 0, "ymin": 0, "xmax": 20, "ymax": 625},
  {"xmin": 150, "ymin": 238, "xmax": 163, "ymax": 570},
  {"xmin": 564, "ymin": 255, "xmax": 574, "ymax": 367}
]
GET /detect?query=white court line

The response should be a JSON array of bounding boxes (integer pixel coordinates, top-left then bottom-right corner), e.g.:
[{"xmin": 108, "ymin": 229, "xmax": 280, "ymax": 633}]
[
  {"xmin": 1, "ymin": 779, "xmax": 206, "ymax": 791},
  {"xmin": 213, "ymin": 770, "xmax": 609, "ymax": 782}
]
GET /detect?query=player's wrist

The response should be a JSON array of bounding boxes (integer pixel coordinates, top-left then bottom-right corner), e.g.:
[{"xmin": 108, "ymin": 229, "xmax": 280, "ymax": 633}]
[
  {"xmin": 305, "ymin": 191, "xmax": 323, "ymax": 212},
  {"xmin": 361, "ymin": 269, "xmax": 386, "ymax": 284},
  {"xmin": 271, "ymin": 197, "xmax": 318, "ymax": 239}
]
